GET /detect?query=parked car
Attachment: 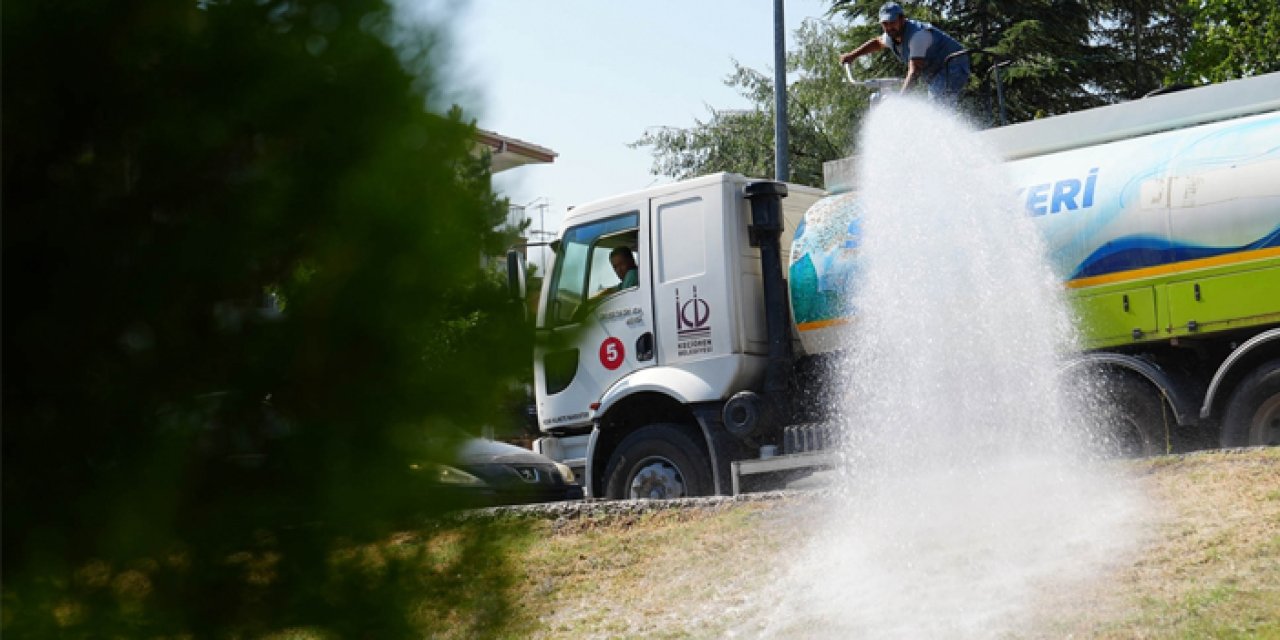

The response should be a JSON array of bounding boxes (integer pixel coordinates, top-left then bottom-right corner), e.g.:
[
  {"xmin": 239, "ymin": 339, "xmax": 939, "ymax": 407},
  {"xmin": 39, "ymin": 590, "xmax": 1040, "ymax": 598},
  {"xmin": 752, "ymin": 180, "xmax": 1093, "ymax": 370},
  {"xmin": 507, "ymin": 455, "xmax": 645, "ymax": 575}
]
[{"xmin": 415, "ymin": 438, "xmax": 583, "ymax": 508}]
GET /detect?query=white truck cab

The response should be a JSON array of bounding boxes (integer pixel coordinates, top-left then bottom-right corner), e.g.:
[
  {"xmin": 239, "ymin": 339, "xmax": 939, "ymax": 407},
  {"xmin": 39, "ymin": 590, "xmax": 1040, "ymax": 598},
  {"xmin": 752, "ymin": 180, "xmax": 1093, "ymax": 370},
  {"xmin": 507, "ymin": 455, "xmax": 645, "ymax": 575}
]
[{"xmin": 529, "ymin": 173, "xmax": 823, "ymax": 498}]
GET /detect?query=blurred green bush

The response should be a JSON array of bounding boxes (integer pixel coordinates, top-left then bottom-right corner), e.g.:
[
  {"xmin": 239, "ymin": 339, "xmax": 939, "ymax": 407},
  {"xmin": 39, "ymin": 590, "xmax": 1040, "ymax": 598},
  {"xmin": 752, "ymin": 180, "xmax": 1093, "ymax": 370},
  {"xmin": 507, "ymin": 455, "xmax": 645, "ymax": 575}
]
[{"xmin": 2, "ymin": 0, "xmax": 529, "ymax": 636}]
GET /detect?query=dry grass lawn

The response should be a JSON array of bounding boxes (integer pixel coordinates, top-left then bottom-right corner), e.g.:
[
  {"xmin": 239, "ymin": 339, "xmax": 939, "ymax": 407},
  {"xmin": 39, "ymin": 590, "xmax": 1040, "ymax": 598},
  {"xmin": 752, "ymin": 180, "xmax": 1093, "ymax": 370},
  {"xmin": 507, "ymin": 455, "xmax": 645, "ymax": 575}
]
[
  {"xmin": 1026, "ymin": 448, "xmax": 1280, "ymax": 639},
  {"xmin": 422, "ymin": 448, "xmax": 1280, "ymax": 639}
]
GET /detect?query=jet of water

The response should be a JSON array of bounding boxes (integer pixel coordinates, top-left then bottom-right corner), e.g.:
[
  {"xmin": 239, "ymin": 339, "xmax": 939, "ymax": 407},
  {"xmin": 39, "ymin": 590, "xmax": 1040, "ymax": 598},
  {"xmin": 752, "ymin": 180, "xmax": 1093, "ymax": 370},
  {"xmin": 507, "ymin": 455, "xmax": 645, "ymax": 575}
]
[{"xmin": 748, "ymin": 97, "xmax": 1146, "ymax": 639}]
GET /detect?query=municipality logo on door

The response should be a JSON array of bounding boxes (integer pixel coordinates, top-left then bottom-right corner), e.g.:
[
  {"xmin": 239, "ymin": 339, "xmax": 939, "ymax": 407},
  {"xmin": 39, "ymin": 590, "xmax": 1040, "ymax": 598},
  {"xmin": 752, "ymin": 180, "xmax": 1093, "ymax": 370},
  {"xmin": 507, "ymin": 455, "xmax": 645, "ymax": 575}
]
[{"xmin": 675, "ymin": 286, "xmax": 712, "ymax": 357}]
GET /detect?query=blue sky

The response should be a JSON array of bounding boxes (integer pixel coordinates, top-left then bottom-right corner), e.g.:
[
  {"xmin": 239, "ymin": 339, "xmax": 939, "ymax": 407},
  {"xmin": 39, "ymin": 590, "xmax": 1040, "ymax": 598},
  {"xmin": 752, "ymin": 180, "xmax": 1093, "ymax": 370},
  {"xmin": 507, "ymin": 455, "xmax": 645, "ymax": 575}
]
[{"xmin": 405, "ymin": 1, "xmax": 834, "ymax": 240}]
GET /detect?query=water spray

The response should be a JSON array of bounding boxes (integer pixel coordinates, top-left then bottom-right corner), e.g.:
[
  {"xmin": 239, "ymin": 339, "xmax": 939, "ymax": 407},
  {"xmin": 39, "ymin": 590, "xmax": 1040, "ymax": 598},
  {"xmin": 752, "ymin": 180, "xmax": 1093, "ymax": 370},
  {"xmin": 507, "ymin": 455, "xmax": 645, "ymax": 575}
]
[{"xmin": 745, "ymin": 97, "xmax": 1146, "ymax": 639}]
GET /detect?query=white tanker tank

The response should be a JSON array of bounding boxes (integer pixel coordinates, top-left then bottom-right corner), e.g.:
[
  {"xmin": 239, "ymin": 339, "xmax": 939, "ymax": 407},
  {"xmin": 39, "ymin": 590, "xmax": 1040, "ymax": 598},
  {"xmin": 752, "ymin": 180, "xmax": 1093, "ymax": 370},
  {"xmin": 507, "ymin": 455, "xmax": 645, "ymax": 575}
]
[{"xmin": 784, "ymin": 72, "xmax": 1280, "ymax": 451}]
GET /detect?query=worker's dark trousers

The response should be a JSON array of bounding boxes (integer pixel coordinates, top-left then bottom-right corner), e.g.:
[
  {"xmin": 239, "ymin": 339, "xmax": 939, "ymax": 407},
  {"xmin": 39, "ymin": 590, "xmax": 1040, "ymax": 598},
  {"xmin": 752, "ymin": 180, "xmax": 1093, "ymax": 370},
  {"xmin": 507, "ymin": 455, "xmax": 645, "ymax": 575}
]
[{"xmin": 928, "ymin": 59, "xmax": 970, "ymax": 107}]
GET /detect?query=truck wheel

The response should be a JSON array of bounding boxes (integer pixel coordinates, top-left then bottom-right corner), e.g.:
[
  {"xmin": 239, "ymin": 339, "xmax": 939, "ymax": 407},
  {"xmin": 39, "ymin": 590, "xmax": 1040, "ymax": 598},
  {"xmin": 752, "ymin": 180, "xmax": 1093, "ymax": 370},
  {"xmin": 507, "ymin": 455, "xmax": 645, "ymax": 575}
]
[
  {"xmin": 1095, "ymin": 374, "xmax": 1167, "ymax": 457},
  {"xmin": 1220, "ymin": 359, "xmax": 1280, "ymax": 447},
  {"xmin": 603, "ymin": 424, "xmax": 713, "ymax": 499}
]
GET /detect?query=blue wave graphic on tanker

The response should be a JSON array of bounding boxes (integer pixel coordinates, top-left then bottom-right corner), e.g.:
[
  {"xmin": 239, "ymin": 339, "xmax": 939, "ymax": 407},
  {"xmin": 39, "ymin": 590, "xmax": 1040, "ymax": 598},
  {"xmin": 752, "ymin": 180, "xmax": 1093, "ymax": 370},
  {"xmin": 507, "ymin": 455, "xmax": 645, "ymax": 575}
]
[
  {"xmin": 789, "ymin": 194, "xmax": 861, "ymax": 325},
  {"xmin": 1070, "ymin": 223, "xmax": 1280, "ymax": 280},
  {"xmin": 1060, "ymin": 114, "xmax": 1280, "ymax": 280}
]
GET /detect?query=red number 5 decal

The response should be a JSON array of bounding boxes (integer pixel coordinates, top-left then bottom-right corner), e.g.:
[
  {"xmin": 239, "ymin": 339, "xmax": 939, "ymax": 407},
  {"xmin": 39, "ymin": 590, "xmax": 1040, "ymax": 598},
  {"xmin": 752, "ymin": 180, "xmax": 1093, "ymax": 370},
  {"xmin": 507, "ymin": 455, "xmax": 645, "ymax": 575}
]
[{"xmin": 599, "ymin": 337, "xmax": 625, "ymax": 370}]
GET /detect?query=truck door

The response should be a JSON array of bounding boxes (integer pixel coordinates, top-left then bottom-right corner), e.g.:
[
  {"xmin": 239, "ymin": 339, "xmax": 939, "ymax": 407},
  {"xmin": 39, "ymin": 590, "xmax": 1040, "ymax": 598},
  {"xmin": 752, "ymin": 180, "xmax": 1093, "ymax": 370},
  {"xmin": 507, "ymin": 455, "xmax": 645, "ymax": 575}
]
[
  {"xmin": 535, "ymin": 207, "xmax": 655, "ymax": 431},
  {"xmin": 650, "ymin": 190, "xmax": 731, "ymax": 366}
]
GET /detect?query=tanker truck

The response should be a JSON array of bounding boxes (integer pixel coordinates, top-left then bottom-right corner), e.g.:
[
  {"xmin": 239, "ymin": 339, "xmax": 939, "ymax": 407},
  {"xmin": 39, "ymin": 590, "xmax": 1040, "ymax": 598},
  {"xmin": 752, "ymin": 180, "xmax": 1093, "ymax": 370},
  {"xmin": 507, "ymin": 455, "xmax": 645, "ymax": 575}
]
[{"xmin": 514, "ymin": 72, "xmax": 1280, "ymax": 499}]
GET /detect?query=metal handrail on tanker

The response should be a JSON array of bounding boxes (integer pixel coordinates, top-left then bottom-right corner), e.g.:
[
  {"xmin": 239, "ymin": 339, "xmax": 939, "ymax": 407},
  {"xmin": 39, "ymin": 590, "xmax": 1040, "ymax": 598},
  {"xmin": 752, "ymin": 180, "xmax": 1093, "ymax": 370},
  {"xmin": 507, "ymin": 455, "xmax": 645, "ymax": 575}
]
[
  {"xmin": 844, "ymin": 50, "xmax": 1011, "ymax": 125},
  {"xmin": 945, "ymin": 48, "xmax": 1012, "ymax": 125}
]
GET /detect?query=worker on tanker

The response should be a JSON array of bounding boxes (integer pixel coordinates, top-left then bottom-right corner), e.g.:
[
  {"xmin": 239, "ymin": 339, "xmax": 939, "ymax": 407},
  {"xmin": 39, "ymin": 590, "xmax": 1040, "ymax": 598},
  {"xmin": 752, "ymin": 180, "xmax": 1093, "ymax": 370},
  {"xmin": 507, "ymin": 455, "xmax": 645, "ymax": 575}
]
[
  {"xmin": 838, "ymin": 2, "xmax": 971, "ymax": 105},
  {"xmin": 609, "ymin": 246, "xmax": 638, "ymax": 292}
]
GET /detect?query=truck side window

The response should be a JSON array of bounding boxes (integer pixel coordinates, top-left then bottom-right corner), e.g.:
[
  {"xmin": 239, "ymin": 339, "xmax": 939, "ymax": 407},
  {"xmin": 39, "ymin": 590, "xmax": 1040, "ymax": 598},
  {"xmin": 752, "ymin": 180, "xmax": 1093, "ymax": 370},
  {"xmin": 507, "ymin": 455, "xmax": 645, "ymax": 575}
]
[
  {"xmin": 586, "ymin": 234, "xmax": 639, "ymax": 298},
  {"xmin": 546, "ymin": 213, "xmax": 639, "ymax": 327}
]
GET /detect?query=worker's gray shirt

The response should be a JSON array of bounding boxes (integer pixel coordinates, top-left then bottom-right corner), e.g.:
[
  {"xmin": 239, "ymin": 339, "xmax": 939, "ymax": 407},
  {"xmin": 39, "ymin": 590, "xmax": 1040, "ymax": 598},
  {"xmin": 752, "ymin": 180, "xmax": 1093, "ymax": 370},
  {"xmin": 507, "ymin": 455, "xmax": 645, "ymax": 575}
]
[{"xmin": 881, "ymin": 19, "xmax": 965, "ymax": 81}]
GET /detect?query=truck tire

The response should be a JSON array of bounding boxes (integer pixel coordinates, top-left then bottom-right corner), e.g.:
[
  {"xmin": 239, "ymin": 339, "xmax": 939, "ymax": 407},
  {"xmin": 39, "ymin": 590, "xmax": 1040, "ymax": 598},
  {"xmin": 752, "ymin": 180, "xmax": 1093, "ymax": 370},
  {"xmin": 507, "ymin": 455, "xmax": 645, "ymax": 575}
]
[
  {"xmin": 1095, "ymin": 374, "xmax": 1167, "ymax": 457},
  {"xmin": 603, "ymin": 424, "xmax": 713, "ymax": 499},
  {"xmin": 1220, "ymin": 359, "xmax": 1280, "ymax": 447}
]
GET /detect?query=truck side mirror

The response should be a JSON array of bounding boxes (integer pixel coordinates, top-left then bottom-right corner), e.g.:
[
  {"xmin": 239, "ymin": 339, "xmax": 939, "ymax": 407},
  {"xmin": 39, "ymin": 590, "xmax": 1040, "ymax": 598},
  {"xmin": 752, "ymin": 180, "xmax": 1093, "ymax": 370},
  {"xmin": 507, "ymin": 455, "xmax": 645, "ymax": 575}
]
[{"xmin": 505, "ymin": 249, "xmax": 527, "ymax": 302}]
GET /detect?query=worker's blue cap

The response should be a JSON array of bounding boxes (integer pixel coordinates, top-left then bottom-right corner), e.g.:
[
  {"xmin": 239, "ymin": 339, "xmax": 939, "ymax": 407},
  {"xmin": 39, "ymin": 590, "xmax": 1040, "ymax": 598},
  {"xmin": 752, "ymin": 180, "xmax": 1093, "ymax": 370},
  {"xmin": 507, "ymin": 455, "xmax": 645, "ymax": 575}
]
[{"xmin": 878, "ymin": 2, "xmax": 904, "ymax": 22}]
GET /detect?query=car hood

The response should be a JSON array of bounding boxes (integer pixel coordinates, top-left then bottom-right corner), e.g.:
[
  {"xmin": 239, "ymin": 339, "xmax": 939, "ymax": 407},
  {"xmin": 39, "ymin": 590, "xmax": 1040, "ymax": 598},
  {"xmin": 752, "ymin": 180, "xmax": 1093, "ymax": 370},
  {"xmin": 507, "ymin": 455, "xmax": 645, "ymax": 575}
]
[{"xmin": 456, "ymin": 438, "xmax": 552, "ymax": 466}]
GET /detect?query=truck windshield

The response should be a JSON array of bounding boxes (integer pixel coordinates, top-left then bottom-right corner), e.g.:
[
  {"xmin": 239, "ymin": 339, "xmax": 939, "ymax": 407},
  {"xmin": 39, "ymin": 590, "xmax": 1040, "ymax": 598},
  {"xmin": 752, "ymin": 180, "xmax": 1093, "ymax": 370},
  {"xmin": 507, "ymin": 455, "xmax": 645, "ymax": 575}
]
[{"xmin": 545, "ymin": 212, "xmax": 638, "ymax": 327}]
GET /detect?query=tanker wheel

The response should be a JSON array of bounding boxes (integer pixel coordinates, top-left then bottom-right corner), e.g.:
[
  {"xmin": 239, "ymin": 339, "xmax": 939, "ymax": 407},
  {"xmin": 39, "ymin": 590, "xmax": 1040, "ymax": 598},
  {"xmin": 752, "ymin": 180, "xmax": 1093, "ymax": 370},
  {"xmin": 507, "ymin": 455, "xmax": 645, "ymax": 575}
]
[
  {"xmin": 603, "ymin": 424, "xmax": 713, "ymax": 500},
  {"xmin": 1096, "ymin": 373, "xmax": 1168, "ymax": 457},
  {"xmin": 1220, "ymin": 358, "xmax": 1280, "ymax": 447}
]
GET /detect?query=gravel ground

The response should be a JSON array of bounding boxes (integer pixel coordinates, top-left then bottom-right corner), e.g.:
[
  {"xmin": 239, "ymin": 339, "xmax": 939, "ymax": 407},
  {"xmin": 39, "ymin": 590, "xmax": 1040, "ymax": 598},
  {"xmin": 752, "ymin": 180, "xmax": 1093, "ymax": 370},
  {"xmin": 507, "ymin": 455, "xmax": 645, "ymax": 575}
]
[
  {"xmin": 452, "ymin": 487, "xmax": 815, "ymax": 522},
  {"xmin": 464, "ymin": 448, "xmax": 1262, "ymax": 524}
]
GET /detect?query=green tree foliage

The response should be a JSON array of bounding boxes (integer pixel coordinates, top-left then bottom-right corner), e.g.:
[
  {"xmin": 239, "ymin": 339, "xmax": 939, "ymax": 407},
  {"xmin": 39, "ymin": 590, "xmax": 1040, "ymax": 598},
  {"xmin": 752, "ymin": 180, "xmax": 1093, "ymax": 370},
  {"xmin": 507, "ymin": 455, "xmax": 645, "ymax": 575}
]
[
  {"xmin": 3, "ymin": 0, "xmax": 528, "ymax": 636},
  {"xmin": 631, "ymin": 2, "xmax": 1127, "ymax": 184},
  {"xmin": 634, "ymin": 0, "xmax": 1269, "ymax": 184},
  {"xmin": 1090, "ymin": 0, "xmax": 1195, "ymax": 99},
  {"xmin": 833, "ymin": 0, "xmax": 1112, "ymax": 123},
  {"xmin": 1177, "ymin": 0, "xmax": 1280, "ymax": 83},
  {"xmin": 631, "ymin": 18, "xmax": 869, "ymax": 187}
]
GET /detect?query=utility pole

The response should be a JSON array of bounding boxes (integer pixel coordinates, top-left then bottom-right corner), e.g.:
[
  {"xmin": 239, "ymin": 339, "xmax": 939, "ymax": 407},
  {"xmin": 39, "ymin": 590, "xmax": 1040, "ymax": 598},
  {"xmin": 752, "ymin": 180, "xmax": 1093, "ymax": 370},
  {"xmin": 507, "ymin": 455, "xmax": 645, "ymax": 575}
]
[
  {"xmin": 516, "ymin": 197, "xmax": 553, "ymax": 277},
  {"xmin": 773, "ymin": 0, "xmax": 789, "ymax": 182},
  {"xmin": 532, "ymin": 199, "xmax": 550, "ymax": 275}
]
